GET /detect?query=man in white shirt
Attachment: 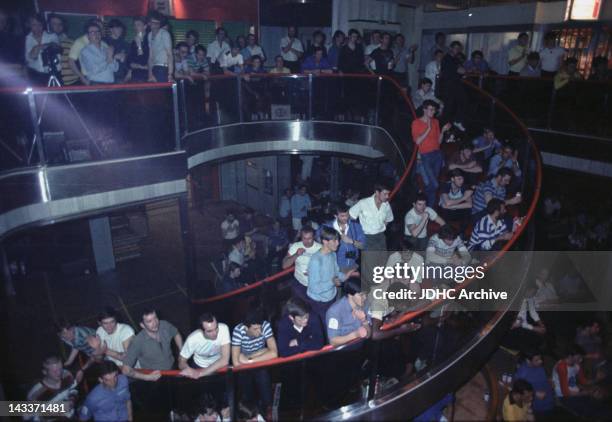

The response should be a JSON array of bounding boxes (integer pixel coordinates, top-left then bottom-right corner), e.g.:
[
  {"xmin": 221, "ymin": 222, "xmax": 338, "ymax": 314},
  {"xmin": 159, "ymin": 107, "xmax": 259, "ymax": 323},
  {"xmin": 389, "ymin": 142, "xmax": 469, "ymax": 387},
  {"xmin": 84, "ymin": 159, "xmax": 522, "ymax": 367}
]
[
  {"xmin": 147, "ymin": 12, "xmax": 173, "ymax": 82},
  {"xmin": 91, "ymin": 308, "xmax": 135, "ymax": 367},
  {"xmin": 282, "ymin": 226, "xmax": 321, "ymax": 302},
  {"xmin": 221, "ymin": 212, "xmax": 240, "ymax": 241},
  {"xmin": 179, "ymin": 313, "xmax": 230, "ymax": 378},
  {"xmin": 364, "ymin": 30, "xmax": 381, "ymax": 71},
  {"xmin": 221, "ymin": 45, "xmax": 244, "ymax": 75},
  {"xmin": 24, "ymin": 14, "xmax": 59, "ymax": 85},
  {"xmin": 539, "ymin": 33, "xmax": 565, "ymax": 78},
  {"xmin": 425, "ymin": 49, "xmax": 444, "ymax": 93},
  {"xmin": 280, "ymin": 25, "xmax": 303, "ymax": 74},
  {"xmin": 207, "ymin": 27, "xmax": 231, "ymax": 74},
  {"xmin": 244, "ymin": 33, "xmax": 266, "ymax": 65},
  {"xmin": 404, "ymin": 193, "xmax": 446, "ymax": 251},
  {"xmin": 425, "ymin": 224, "xmax": 470, "ymax": 266},
  {"xmin": 349, "ymin": 183, "xmax": 394, "ymax": 252}
]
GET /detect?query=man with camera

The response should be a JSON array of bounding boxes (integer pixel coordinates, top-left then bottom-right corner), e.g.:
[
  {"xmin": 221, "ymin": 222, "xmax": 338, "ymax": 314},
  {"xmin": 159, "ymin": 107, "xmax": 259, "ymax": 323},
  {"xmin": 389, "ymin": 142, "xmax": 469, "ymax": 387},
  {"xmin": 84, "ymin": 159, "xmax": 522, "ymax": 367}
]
[
  {"xmin": 318, "ymin": 203, "xmax": 365, "ymax": 273},
  {"xmin": 24, "ymin": 14, "xmax": 60, "ymax": 85}
]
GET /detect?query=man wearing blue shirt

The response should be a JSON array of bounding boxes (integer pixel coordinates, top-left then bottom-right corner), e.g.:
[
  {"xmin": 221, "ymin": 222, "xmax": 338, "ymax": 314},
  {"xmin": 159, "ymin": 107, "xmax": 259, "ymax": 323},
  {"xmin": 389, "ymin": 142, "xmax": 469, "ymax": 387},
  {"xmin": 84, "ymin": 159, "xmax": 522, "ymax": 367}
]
[
  {"xmin": 326, "ymin": 279, "xmax": 371, "ymax": 347},
  {"xmin": 79, "ymin": 23, "xmax": 121, "ymax": 84},
  {"xmin": 317, "ymin": 204, "xmax": 365, "ymax": 272},
  {"xmin": 79, "ymin": 361, "xmax": 131, "ymax": 421},
  {"xmin": 290, "ymin": 185, "xmax": 312, "ymax": 231},
  {"xmin": 307, "ymin": 227, "xmax": 358, "ymax": 325},
  {"xmin": 514, "ymin": 350, "xmax": 555, "ymax": 417},
  {"xmin": 488, "ymin": 143, "xmax": 522, "ymax": 179}
]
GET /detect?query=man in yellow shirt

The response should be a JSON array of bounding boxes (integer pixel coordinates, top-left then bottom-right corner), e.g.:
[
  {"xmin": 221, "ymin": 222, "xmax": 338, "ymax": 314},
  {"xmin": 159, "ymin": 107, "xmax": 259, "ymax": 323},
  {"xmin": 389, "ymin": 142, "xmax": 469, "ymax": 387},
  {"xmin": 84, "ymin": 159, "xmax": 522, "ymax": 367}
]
[
  {"xmin": 503, "ymin": 379, "xmax": 535, "ymax": 421},
  {"xmin": 507, "ymin": 32, "xmax": 529, "ymax": 75}
]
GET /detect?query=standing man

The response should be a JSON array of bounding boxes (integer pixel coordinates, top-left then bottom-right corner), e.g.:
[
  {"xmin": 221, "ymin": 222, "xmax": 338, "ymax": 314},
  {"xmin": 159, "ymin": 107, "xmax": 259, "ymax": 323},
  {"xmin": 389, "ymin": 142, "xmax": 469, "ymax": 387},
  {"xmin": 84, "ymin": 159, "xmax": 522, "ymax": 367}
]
[
  {"xmin": 290, "ymin": 185, "xmax": 312, "ymax": 232},
  {"xmin": 147, "ymin": 12, "xmax": 173, "ymax": 82},
  {"xmin": 392, "ymin": 34, "xmax": 417, "ymax": 88},
  {"xmin": 280, "ymin": 26, "xmax": 304, "ymax": 74},
  {"xmin": 429, "ymin": 32, "xmax": 447, "ymax": 59},
  {"xmin": 56, "ymin": 320, "xmax": 97, "ymax": 371},
  {"xmin": 47, "ymin": 14, "xmax": 78, "ymax": 86},
  {"xmin": 369, "ymin": 32, "xmax": 394, "ymax": 76},
  {"xmin": 103, "ymin": 19, "xmax": 129, "ymax": 83},
  {"xmin": 439, "ymin": 41, "xmax": 467, "ymax": 131},
  {"xmin": 539, "ymin": 33, "xmax": 565, "ymax": 78},
  {"xmin": 411, "ymin": 100, "xmax": 452, "ymax": 207},
  {"xmin": 68, "ymin": 18, "xmax": 106, "ymax": 85},
  {"xmin": 79, "ymin": 23, "xmax": 121, "ymax": 84},
  {"xmin": 24, "ymin": 14, "xmax": 59, "ymax": 85},
  {"xmin": 307, "ymin": 227, "xmax": 358, "ymax": 325},
  {"xmin": 282, "ymin": 226, "xmax": 321, "ymax": 302},
  {"xmin": 404, "ymin": 192, "xmax": 446, "ymax": 251},
  {"xmin": 207, "ymin": 27, "xmax": 230, "ymax": 74},
  {"xmin": 278, "ymin": 188, "xmax": 292, "ymax": 229},
  {"xmin": 92, "ymin": 307, "xmax": 135, "ymax": 368},
  {"xmin": 425, "ymin": 49, "xmax": 444, "ymax": 94},
  {"xmin": 79, "ymin": 361, "xmax": 132, "ymax": 421},
  {"xmin": 319, "ymin": 203, "xmax": 365, "ymax": 272},
  {"xmin": 27, "ymin": 356, "xmax": 81, "ymax": 417},
  {"xmin": 179, "ymin": 313, "xmax": 231, "ymax": 379},
  {"xmin": 349, "ymin": 183, "xmax": 393, "ymax": 252},
  {"xmin": 364, "ymin": 30, "xmax": 381, "ymax": 71},
  {"xmin": 508, "ymin": 32, "xmax": 529, "ymax": 76}
]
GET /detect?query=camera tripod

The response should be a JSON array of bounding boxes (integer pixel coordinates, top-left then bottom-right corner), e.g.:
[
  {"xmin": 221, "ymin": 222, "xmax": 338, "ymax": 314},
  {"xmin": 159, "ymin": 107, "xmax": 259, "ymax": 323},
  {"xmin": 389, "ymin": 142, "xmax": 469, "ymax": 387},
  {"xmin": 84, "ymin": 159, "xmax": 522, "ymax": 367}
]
[{"xmin": 27, "ymin": 72, "xmax": 103, "ymax": 164}]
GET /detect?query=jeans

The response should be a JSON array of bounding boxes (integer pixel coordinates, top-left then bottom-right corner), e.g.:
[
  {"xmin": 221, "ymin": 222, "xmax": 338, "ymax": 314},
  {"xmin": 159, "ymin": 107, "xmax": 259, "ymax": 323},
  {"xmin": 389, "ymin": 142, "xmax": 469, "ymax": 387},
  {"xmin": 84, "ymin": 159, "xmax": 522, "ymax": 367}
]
[
  {"xmin": 420, "ymin": 150, "xmax": 443, "ymax": 207},
  {"xmin": 152, "ymin": 65, "xmax": 169, "ymax": 82},
  {"xmin": 238, "ymin": 368, "xmax": 273, "ymax": 410}
]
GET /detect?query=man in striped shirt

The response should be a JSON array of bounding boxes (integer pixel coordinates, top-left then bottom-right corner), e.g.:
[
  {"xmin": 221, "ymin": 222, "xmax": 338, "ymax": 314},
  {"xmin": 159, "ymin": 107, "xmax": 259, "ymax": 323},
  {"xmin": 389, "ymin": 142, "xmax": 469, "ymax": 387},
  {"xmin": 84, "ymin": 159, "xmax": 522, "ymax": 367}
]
[
  {"xmin": 47, "ymin": 14, "xmax": 78, "ymax": 85},
  {"xmin": 426, "ymin": 224, "xmax": 470, "ymax": 265},
  {"xmin": 468, "ymin": 198, "xmax": 512, "ymax": 251},
  {"xmin": 231, "ymin": 309, "xmax": 277, "ymax": 410},
  {"xmin": 471, "ymin": 168, "xmax": 522, "ymax": 222}
]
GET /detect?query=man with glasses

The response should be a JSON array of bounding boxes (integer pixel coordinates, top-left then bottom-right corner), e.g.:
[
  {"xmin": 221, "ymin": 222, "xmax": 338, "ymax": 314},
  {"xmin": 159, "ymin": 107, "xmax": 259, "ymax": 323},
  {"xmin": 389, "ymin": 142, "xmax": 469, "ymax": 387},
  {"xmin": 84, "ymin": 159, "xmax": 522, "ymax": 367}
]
[
  {"xmin": 79, "ymin": 23, "xmax": 123, "ymax": 84},
  {"xmin": 68, "ymin": 18, "xmax": 106, "ymax": 85},
  {"xmin": 147, "ymin": 11, "xmax": 173, "ymax": 82}
]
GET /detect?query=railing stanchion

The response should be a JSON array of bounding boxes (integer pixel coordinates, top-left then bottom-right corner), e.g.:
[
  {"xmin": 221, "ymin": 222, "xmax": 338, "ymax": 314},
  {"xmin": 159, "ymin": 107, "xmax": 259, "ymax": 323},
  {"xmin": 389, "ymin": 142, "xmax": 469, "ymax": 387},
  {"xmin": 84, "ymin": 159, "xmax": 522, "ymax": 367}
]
[
  {"xmin": 172, "ymin": 82, "xmax": 181, "ymax": 150},
  {"xmin": 308, "ymin": 74, "xmax": 313, "ymax": 120},
  {"xmin": 226, "ymin": 368, "xmax": 236, "ymax": 421},
  {"xmin": 546, "ymin": 84, "xmax": 556, "ymax": 130},
  {"xmin": 375, "ymin": 77, "xmax": 382, "ymax": 126},
  {"xmin": 489, "ymin": 97, "xmax": 496, "ymax": 130},
  {"xmin": 367, "ymin": 340, "xmax": 381, "ymax": 401},
  {"xmin": 299, "ymin": 359, "xmax": 307, "ymax": 421},
  {"xmin": 27, "ymin": 91, "xmax": 45, "ymax": 166},
  {"xmin": 179, "ymin": 79, "xmax": 188, "ymax": 135},
  {"xmin": 237, "ymin": 76, "xmax": 244, "ymax": 123}
]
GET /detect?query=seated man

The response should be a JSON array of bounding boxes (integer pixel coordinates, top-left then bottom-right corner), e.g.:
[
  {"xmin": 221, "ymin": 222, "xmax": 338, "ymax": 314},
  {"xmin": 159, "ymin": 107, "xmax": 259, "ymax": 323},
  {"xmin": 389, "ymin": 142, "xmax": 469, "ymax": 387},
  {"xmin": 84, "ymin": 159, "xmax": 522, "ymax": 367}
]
[
  {"xmin": 326, "ymin": 280, "xmax": 371, "ymax": 347},
  {"xmin": 301, "ymin": 46, "xmax": 332, "ymax": 74},
  {"xmin": 220, "ymin": 262, "xmax": 244, "ymax": 294},
  {"xmin": 221, "ymin": 212, "xmax": 240, "ymax": 250},
  {"xmin": 502, "ymin": 379, "xmax": 534, "ymax": 422},
  {"xmin": 468, "ymin": 198, "xmax": 513, "ymax": 251},
  {"xmin": 404, "ymin": 193, "xmax": 446, "ymax": 251},
  {"xmin": 426, "ymin": 225, "xmax": 471, "ymax": 266},
  {"xmin": 231, "ymin": 309, "xmax": 277, "ymax": 411},
  {"xmin": 471, "ymin": 168, "xmax": 522, "ymax": 222},
  {"xmin": 412, "ymin": 77, "xmax": 443, "ymax": 112},
  {"xmin": 91, "ymin": 307, "xmax": 135, "ymax": 367},
  {"xmin": 174, "ymin": 41, "xmax": 193, "ymax": 82},
  {"xmin": 514, "ymin": 350, "xmax": 555, "ymax": 417},
  {"xmin": 307, "ymin": 227, "xmax": 358, "ymax": 324},
  {"xmin": 447, "ymin": 143, "xmax": 482, "ymax": 186},
  {"xmin": 179, "ymin": 313, "xmax": 230, "ymax": 379},
  {"xmin": 277, "ymin": 297, "xmax": 324, "ymax": 357},
  {"xmin": 552, "ymin": 345, "xmax": 589, "ymax": 405},
  {"xmin": 503, "ymin": 284, "xmax": 547, "ymax": 352},
  {"xmin": 121, "ymin": 309, "xmax": 181, "ymax": 380},
  {"xmin": 221, "ymin": 44, "xmax": 244, "ymax": 75},
  {"xmin": 27, "ymin": 356, "xmax": 81, "ymax": 419},
  {"xmin": 79, "ymin": 361, "xmax": 131, "ymax": 421},
  {"xmin": 472, "ymin": 127, "xmax": 501, "ymax": 162},
  {"xmin": 488, "ymin": 143, "xmax": 522, "ymax": 179},
  {"xmin": 56, "ymin": 319, "xmax": 97, "ymax": 370},
  {"xmin": 439, "ymin": 169, "xmax": 473, "ymax": 233}
]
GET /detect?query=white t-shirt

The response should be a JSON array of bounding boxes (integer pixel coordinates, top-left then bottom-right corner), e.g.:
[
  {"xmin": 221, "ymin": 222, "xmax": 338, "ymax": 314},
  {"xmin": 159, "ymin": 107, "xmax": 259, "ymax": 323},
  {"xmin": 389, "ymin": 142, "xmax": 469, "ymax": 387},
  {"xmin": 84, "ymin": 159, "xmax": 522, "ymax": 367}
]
[
  {"xmin": 539, "ymin": 47, "xmax": 565, "ymax": 72},
  {"xmin": 404, "ymin": 207, "xmax": 438, "ymax": 238},
  {"xmin": 228, "ymin": 247, "xmax": 245, "ymax": 266},
  {"xmin": 425, "ymin": 60, "xmax": 440, "ymax": 91},
  {"xmin": 246, "ymin": 45, "xmax": 265, "ymax": 62},
  {"xmin": 180, "ymin": 323, "xmax": 230, "ymax": 368},
  {"xmin": 288, "ymin": 241, "xmax": 322, "ymax": 286},
  {"xmin": 221, "ymin": 52, "xmax": 243, "ymax": 69},
  {"xmin": 221, "ymin": 220, "xmax": 239, "ymax": 240},
  {"xmin": 207, "ymin": 40, "xmax": 231, "ymax": 65},
  {"xmin": 280, "ymin": 36, "xmax": 304, "ymax": 62},
  {"xmin": 96, "ymin": 323, "xmax": 135, "ymax": 366},
  {"xmin": 148, "ymin": 29, "xmax": 172, "ymax": 66},
  {"xmin": 349, "ymin": 195, "xmax": 394, "ymax": 235},
  {"xmin": 426, "ymin": 234, "xmax": 468, "ymax": 264}
]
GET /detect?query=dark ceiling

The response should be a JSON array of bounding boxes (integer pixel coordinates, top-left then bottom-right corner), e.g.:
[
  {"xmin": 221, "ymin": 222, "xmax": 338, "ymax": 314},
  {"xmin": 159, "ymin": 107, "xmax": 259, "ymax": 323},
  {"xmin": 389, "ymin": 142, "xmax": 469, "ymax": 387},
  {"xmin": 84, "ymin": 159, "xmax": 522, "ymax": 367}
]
[{"xmin": 260, "ymin": 0, "xmax": 332, "ymax": 27}]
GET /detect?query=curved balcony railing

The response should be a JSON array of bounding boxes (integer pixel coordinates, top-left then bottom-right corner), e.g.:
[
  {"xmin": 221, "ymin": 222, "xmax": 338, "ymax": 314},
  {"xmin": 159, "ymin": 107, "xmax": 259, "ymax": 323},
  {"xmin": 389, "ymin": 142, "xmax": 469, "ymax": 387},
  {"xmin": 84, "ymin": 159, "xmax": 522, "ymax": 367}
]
[{"xmin": 0, "ymin": 73, "xmax": 541, "ymax": 420}]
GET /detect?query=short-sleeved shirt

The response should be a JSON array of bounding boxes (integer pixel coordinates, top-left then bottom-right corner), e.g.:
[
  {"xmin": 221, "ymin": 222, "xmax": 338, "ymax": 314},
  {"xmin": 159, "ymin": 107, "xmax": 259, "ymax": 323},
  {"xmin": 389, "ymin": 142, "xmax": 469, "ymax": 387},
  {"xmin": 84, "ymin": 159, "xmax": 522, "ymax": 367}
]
[
  {"xmin": 280, "ymin": 37, "xmax": 303, "ymax": 62},
  {"xmin": 221, "ymin": 52, "xmax": 243, "ymax": 70},
  {"xmin": 25, "ymin": 31, "xmax": 59, "ymax": 73},
  {"xmin": 290, "ymin": 193, "xmax": 311, "ymax": 219},
  {"xmin": 502, "ymin": 395, "xmax": 530, "ymax": 422},
  {"xmin": 539, "ymin": 47, "xmax": 565, "ymax": 72},
  {"xmin": 62, "ymin": 326, "xmax": 96, "ymax": 356},
  {"xmin": 207, "ymin": 40, "xmax": 231, "ymax": 65},
  {"xmin": 287, "ymin": 240, "xmax": 322, "ymax": 286},
  {"xmin": 175, "ymin": 57, "xmax": 190, "ymax": 74},
  {"xmin": 148, "ymin": 29, "xmax": 172, "ymax": 66},
  {"xmin": 242, "ymin": 45, "xmax": 265, "ymax": 62},
  {"xmin": 96, "ymin": 323, "xmax": 135, "ymax": 366},
  {"xmin": 412, "ymin": 118, "xmax": 441, "ymax": 154},
  {"xmin": 349, "ymin": 195, "xmax": 394, "ymax": 235},
  {"xmin": 472, "ymin": 179, "xmax": 506, "ymax": 214},
  {"xmin": 231, "ymin": 321, "xmax": 273, "ymax": 355},
  {"xmin": 326, "ymin": 296, "xmax": 370, "ymax": 340},
  {"xmin": 79, "ymin": 374, "xmax": 130, "ymax": 421},
  {"xmin": 180, "ymin": 323, "xmax": 230, "ymax": 368},
  {"xmin": 508, "ymin": 45, "xmax": 528, "ymax": 73},
  {"xmin": 439, "ymin": 181, "xmax": 469, "ymax": 208},
  {"xmin": 221, "ymin": 219, "xmax": 240, "ymax": 240},
  {"xmin": 27, "ymin": 370, "xmax": 77, "ymax": 402},
  {"xmin": 448, "ymin": 150, "xmax": 478, "ymax": 170},
  {"xmin": 123, "ymin": 320, "xmax": 178, "ymax": 370},
  {"xmin": 426, "ymin": 234, "xmax": 468, "ymax": 263},
  {"xmin": 189, "ymin": 57, "xmax": 210, "ymax": 74},
  {"xmin": 404, "ymin": 207, "xmax": 438, "ymax": 238},
  {"xmin": 472, "ymin": 136, "xmax": 501, "ymax": 161}
]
